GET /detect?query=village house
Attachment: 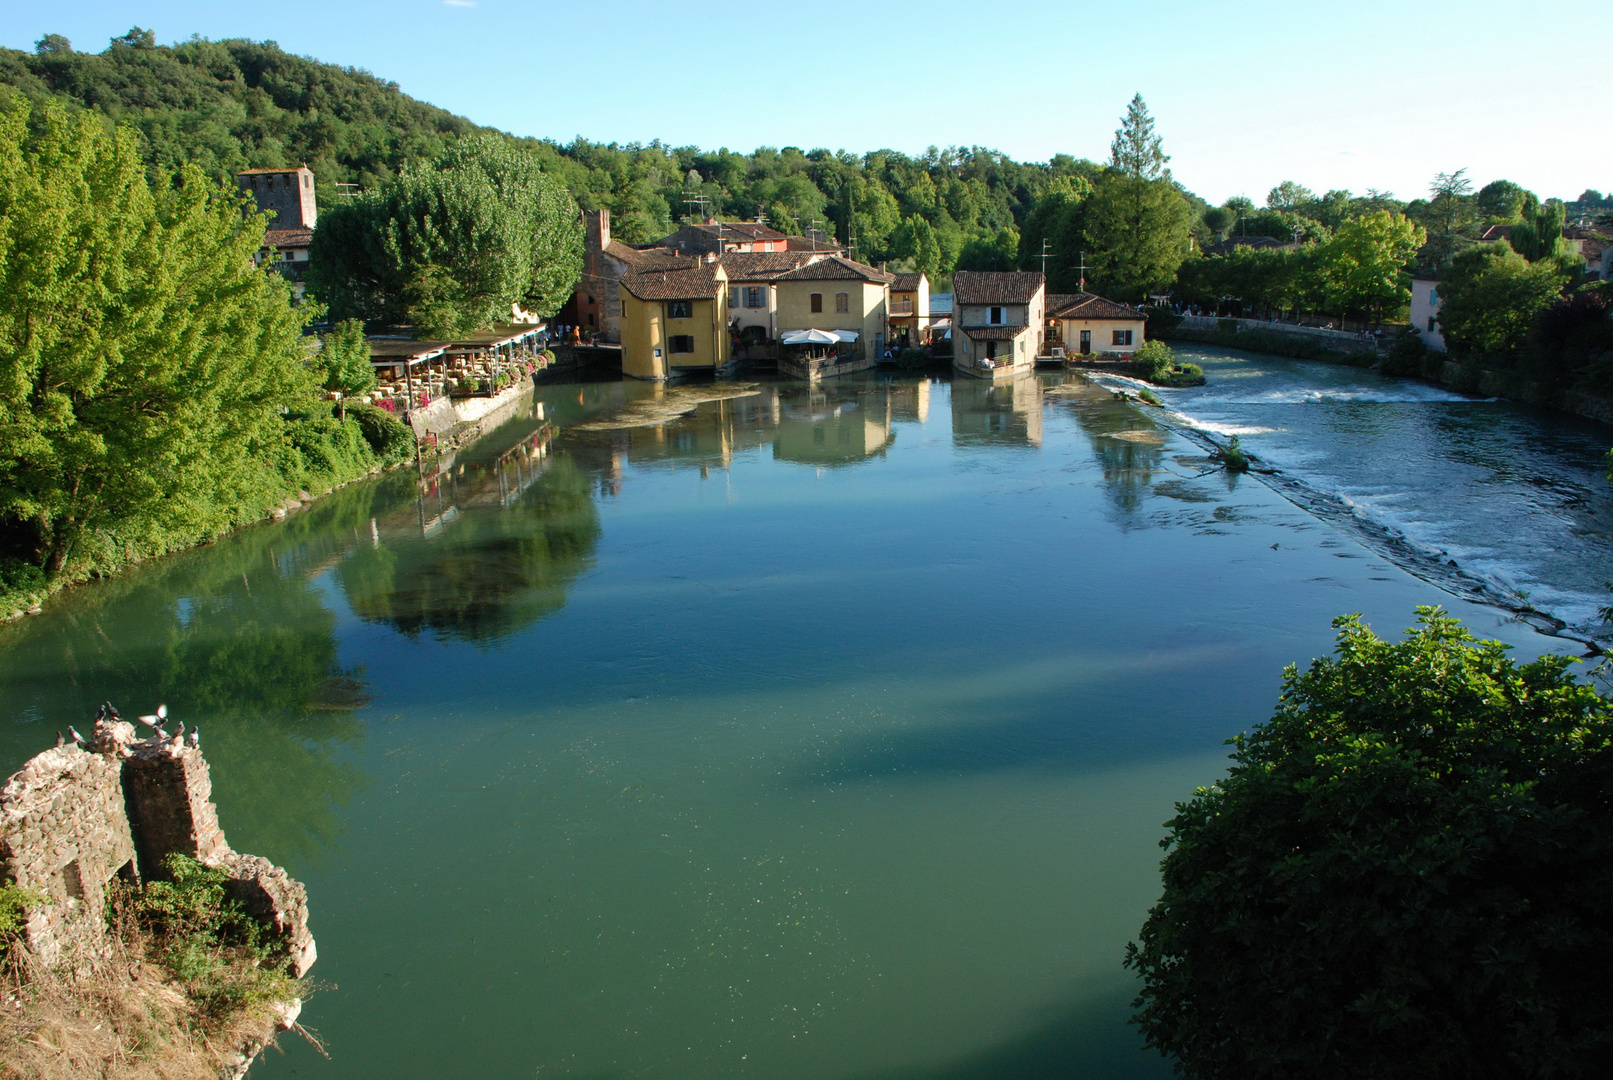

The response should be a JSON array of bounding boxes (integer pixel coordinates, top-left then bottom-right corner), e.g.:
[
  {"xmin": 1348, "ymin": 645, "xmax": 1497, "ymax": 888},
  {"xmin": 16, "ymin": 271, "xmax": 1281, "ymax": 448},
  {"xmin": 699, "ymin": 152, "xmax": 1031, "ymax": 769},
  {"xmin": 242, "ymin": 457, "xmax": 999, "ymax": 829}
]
[
  {"xmin": 658, "ymin": 219, "xmax": 793, "ymax": 256},
  {"xmin": 887, "ymin": 272, "xmax": 931, "ymax": 348},
  {"xmin": 619, "ymin": 258, "xmax": 732, "ymax": 379},
  {"xmin": 1409, "ymin": 276, "xmax": 1446, "ymax": 351},
  {"xmin": 237, "ymin": 166, "xmax": 317, "ymax": 281},
  {"xmin": 1044, "ymin": 292, "xmax": 1147, "ymax": 357},
  {"xmin": 720, "ymin": 251, "xmax": 828, "ymax": 346},
  {"xmin": 771, "ymin": 255, "xmax": 895, "ymax": 379},
  {"xmin": 952, "ymin": 271, "xmax": 1046, "ymax": 379}
]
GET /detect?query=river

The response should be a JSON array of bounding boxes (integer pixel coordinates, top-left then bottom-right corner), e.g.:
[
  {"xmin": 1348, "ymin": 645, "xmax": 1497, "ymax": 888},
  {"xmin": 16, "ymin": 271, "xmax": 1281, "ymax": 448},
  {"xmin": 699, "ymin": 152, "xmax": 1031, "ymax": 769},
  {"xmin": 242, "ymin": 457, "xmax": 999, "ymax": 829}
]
[{"xmin": 0, "ymin": 354, "xmax": 1604, "ymax": 1080}]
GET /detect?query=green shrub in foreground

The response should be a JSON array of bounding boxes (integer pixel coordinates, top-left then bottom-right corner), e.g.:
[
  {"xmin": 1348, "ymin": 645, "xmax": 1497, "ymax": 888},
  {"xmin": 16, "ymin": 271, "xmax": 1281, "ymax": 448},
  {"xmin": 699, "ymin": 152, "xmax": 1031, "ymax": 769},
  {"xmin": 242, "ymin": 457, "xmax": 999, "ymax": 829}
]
[
  {"xmin": 1128, "ymin": 608, "xmax": 1613, "ymax": 1079},
  {"xmin": 1133, "ymin": 339, "xmax": 1176, "ymax": 381}
]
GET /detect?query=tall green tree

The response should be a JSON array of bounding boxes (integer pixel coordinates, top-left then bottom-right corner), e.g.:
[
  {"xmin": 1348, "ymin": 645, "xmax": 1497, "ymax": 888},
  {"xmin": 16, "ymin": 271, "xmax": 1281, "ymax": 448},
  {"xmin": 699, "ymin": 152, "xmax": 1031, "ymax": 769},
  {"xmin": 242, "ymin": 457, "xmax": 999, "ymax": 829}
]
[
  {"xmin": 308, "ymin": 135, "xmax": 582, "ymax": 337},
  {"xmin": 1316, "ymin": 210, "xmax": 1426, "ymax": 327},
  {"xmin": 1084, "ymin": 171, "xmax": 1193, "ymax": 300},
  {"xmin": 0, "ymin": 101, "xmax": 314, "ymax": 573},
  {"xmin": 1437, "ymin": 243, "xmax": 1567, "ymax": 359},
  {"xmin": 1110, "ymin": 93, "xmax": 1169, "ymax": 181}
]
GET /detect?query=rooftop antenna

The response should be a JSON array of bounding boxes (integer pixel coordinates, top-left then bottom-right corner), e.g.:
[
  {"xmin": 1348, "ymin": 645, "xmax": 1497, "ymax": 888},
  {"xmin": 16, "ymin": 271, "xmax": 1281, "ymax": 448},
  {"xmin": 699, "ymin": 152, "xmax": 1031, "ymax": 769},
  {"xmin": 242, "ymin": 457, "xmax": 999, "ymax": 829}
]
[
  {"xmin": 1077, "ymin": 251, "xmax": 1088, "ymax": 292},
  {"xmin": 1039, "ymin": 237, "xmax": 1054, "ymax": 278},
  {"xmin": 846, "ymin": 229, "xmax": 859, "ymax": 260},
  {"xmin": 809, "ymin": 218, "xmax": 823, "ymax": 253},
  {"xmin": 334, "ymin": 181, "xmax": 360, "ymax": 199}
]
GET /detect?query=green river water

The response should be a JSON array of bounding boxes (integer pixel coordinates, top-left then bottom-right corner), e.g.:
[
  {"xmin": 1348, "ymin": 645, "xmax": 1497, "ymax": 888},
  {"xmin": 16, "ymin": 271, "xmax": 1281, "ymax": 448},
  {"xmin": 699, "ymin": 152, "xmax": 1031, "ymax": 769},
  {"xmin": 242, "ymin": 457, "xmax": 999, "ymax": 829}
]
[{"xmin": 0, "ymin": 367, "xmax": 1589, "ymax": 1079}]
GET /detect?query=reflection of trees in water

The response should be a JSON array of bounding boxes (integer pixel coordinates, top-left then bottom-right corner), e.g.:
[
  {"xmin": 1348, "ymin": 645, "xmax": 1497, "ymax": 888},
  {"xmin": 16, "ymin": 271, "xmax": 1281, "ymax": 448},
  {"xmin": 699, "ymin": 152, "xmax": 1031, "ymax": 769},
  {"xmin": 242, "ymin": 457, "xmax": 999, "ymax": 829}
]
[
  {"xmin": 1066, "ymin": 398, "xmax": 1166, "ymax": 521},
  {"xmin": 0, "ymin": 481, "xmax": 395, "ymax": 870},
  {"xmin": 338, "ymin": 455, "xmax": 600, "ymax": 645}
]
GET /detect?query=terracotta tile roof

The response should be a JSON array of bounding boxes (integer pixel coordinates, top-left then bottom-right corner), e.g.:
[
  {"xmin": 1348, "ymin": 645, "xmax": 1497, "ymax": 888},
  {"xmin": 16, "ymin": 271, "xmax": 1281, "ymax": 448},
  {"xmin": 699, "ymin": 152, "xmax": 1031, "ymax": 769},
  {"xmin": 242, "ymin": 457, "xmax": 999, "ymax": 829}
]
[
  {"xmin": 238, "ymin": 167, "xmax": 312, "ymax": 176},
  {"xmin": 784, "ymin": 236, "xmax": 846, "ymax": 252},
  {"xmin": 771, "ymin": 255, "xmax": 896, "ymax": 284},
  {"xmin": 1045, "ymin": 292, "xmax": 1140, "ymax": 320},
  {"xmin": 952, "ymin": 271, "xmax": 1044, "ymax": 305},
  {"xmin": 604, "ymin": 242, "xmax": 694, "ymax": 271},
  {"xmin": 891, "ymin": 273, "xmax": 924, "ymax": 292},
  {"xmin": 719, "ymin": 252, "xmax": 821, "ymax": 280},
  {"xmin": 959, "ymin": 325, "xmax": 1029, "ymax": 340},
  {"xmin": 659, "ymin": 221, "xmax": 790, "ymax": 248},
  {"xmin": 621, "ymin": 264, "xmax": 725, "ymax": 301},
  {"xmin": 1479, "ymin": 224, "xmax": 1514, "ymax": 243},
  {"xmin": 263, "ymin": 227, "xmax": 314, "ymax": 248}
]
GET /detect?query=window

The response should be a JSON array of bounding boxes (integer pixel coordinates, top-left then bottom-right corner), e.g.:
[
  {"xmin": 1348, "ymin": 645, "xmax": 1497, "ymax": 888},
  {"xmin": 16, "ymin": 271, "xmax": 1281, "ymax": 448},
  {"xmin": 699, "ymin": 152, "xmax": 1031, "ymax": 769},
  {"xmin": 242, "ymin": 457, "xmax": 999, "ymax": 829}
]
[
  {"xmin": 1112, "ymin": 329, "xmax": 1134, "ymax": 346},
  {"xmin": 810, "ymin": 293, "xmax": 823, "ymax": 313},
  {"xmin": 668, "ymin": 301, "xmax": 693, "ymax": 319},
  {"xmin": 1430, "ymin": 288, "xmax": 1439, "ymax": 304},
  {"xmin": 669, "ymin": 335, "xmax": 696, "ymax": 354},
  {"xmin": 989, "ymin": 306, "xmax": 1004, "ymax": 324},
  {"xmin": 1428, "ymin": 316, "xmax": 1436, "ymax": 332},
  {"xmin": 729, "ymin": 287, "xmax": 740, "ymax": 305},
  {"xmin": 835, "ymin": 292, "xmax": 850, "ymax": 313},
  {"xmin": 745, "ymin": 287, "xmax": 765, "ymax": 308}
]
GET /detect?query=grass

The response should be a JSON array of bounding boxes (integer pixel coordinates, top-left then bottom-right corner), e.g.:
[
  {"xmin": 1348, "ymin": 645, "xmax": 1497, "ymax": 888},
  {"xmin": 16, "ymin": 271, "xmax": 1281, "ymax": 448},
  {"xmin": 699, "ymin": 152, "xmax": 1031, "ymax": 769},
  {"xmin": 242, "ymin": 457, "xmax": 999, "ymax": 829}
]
[{"xmin": 0, "ymin": 857, "xmax": 312, "ymax": 1080}]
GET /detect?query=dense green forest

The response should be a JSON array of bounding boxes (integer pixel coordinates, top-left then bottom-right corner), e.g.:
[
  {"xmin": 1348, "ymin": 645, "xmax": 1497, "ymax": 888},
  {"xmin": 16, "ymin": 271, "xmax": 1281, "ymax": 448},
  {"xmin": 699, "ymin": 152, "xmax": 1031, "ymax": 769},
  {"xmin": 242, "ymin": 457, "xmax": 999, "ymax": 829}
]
[{"xmin": 3, "ymin": 29, "xmax": 1606, "ymax": 301}]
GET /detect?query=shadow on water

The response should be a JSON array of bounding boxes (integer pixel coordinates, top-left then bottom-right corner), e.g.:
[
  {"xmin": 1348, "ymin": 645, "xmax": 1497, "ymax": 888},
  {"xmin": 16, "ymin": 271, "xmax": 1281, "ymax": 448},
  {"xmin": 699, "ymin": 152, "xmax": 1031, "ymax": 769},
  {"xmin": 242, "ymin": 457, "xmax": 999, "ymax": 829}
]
[
  {"xmin": 851, "ymin": 987, "xmax": 1170, "ymax": 1080},
  {"xmin": 0, "ymin": 479, "xmax": 401, "ymax": 870}
]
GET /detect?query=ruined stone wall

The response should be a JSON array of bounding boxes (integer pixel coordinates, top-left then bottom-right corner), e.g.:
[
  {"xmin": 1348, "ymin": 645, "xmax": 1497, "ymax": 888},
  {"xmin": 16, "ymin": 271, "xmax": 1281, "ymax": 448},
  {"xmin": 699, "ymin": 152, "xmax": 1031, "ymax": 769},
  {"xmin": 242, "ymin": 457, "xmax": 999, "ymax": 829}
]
[
  {"xmin": 0, "ymin": 743, "xmax": 136, "ymax": 966},
  {"xmin": 0, "ymin": 716, "xmax": 315, "ymax": 977}
]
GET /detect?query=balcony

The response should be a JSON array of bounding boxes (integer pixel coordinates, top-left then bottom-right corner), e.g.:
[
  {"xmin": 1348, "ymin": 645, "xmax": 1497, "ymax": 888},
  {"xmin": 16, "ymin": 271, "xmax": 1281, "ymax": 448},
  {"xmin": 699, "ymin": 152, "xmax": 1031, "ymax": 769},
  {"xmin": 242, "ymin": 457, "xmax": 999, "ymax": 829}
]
[{"xmin": 889, "ymin": 299, "xmax": 917, "ymax": 316}]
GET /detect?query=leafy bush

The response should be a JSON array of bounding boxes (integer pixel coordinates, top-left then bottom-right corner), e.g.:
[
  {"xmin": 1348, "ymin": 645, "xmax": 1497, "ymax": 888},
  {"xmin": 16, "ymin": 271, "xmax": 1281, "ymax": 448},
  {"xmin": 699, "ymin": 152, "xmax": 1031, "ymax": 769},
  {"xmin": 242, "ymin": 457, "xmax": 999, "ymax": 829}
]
[
  {"xmin": 1380, "ymin": 324, "xmax": 1430, "ymax": 377},
  {"xmin": 1128, "ymin": 609, "xmax": 1613, "ymax": 1079},
  {"xmin": 1137, "ymin": 387, "xmax": 1163, "ymax": 406},
  {"xmin": 280, "ymin": 409, "xmax": 375, "ymax": 486},
  {"xmin": 1133, "ymin": 339, "xmax": 1176, "ymax": 381},
  {"xmin": 897, "ymin": 347, "xmax": 930, "ymax": 370},
  {"xmin": 0, "ymin": 882, "xmax": 42, "ymax": 959},
  {"xmin": 346, "ymin": 402, "xmax": 417, "ymax": 465},
  {"xmin": 130, "ymin": 855, "xmax": 296, "ymax": 1019}
]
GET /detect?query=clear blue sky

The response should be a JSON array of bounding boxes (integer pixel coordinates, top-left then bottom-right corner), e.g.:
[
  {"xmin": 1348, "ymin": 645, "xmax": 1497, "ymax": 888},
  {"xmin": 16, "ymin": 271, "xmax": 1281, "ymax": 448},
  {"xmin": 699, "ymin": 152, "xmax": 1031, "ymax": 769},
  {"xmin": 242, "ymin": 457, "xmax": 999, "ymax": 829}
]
[{"xmin": 3, "ymin": 0, "xmax": 1608, "ymax": 206}]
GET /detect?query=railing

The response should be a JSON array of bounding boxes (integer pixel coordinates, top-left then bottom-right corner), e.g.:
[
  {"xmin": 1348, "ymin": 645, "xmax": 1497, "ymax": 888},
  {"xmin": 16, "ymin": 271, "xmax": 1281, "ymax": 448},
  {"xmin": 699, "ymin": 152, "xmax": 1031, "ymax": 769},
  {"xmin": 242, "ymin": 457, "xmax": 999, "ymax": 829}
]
[{"xmin": 889, "ymin": 300, "xmax": 916, "ymax": 316}]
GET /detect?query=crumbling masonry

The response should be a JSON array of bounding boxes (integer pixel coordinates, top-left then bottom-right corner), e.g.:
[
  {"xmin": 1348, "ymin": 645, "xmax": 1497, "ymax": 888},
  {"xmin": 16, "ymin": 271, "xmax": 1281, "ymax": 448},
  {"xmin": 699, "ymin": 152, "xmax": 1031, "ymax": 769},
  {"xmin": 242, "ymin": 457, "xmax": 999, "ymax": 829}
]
[{"xmin": 0, "ymin": 716, "xmax": 315, "ymax": 977}]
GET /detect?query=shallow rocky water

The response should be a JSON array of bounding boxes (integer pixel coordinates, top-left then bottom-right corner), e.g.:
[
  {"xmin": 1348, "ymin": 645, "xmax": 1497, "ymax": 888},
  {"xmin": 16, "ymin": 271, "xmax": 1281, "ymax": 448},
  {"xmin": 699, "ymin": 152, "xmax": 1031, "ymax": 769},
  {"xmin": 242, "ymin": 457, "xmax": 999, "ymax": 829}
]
[{"xmin": 0, "ymin": 360, "xmax": 1601, "ymax": 1079}]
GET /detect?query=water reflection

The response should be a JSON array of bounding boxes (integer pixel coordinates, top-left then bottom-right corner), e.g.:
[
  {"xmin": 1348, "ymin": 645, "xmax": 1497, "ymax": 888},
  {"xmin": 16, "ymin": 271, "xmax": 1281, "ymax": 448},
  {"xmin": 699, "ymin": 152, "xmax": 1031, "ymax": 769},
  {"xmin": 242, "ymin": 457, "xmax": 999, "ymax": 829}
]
[
  {"xmin": 774, "ymin": 385, "xmax": 896, "ymax": 467},
  {"xmin": 0, "ymin": 485, "xmax": 385, "ymax": 868},
  {"xmin": 339, "ymin": 444, "xmax": 601, "ymax": 645},
  {"xmin": 951, "ymin": 376, "xmax": 1043, "ymax": 447},
  {"xmin": 1053, "ymin": 385, "xmax": 1169, "ymax": 523}
]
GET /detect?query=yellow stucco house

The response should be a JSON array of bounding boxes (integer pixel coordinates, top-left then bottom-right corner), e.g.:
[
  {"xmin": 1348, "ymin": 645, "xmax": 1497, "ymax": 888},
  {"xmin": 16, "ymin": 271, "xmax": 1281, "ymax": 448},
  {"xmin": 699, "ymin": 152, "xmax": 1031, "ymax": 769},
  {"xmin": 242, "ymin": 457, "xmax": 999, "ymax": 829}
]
[
  {"xmin": 1044, "ymin": 292, "xmax": 1147, "ymax": 357},
  {"xmin": 771, "ymin": 255, "xmax": 895, "ymax": 379},
  {"xmin": 887, "ymin": 272, "xmax": 931, "ymax": 348},
  {"xmin": 620, "ymin": 260, "xmax": 731, "ymax": 380}
]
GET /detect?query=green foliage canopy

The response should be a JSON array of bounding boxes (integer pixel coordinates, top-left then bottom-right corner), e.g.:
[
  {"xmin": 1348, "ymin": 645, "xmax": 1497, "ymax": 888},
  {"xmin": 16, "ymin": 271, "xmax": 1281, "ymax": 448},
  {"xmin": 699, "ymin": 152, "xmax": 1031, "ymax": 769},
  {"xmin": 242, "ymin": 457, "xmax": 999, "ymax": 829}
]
[
  {"xmin": 308, "ymin": 135, "xmax": 583, "ymax": 336},
  {"xmin": 1128, "ymin": 609, "xmax": 1613, "ymax": 1080},
  {"xmin": 1438, "ymin": 243, "xmax": 1567, "ymax": 359},
  {"xmin": 0, "ymin": 101, "xmax": 314, "ymax": 573}
]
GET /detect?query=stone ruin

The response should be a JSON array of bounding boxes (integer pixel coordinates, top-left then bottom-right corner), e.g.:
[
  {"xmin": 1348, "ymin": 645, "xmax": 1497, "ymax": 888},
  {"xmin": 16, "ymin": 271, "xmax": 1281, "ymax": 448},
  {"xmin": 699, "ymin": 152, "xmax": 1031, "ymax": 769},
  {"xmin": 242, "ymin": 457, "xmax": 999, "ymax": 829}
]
[{"xmin": 0, "ymin": 713, "xmax": 315, "ymax": 978}]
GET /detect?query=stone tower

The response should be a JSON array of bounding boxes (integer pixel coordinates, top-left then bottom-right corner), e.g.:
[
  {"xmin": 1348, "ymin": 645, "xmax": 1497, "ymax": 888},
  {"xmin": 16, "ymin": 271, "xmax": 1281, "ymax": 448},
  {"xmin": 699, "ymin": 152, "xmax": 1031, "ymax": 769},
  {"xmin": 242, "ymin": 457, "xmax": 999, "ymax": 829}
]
[{"xmin": 237, "ymin": 166, "xmax": 318, "ymax": 229}]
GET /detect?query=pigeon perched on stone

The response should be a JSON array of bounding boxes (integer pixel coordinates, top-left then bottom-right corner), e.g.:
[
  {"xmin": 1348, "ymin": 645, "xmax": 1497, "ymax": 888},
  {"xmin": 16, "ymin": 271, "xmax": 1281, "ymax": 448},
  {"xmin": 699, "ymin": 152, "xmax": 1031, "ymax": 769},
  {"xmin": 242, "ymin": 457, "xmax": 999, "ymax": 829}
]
[
  {"xmin": 188, "ymin": 727, "xmax": 200, "ymax": 748},
  {"xmin": 104, "ymin": 702, "xmax": 121, "ymax": 720},
  {"xmin": 156, "ymin": 704, "xmax": 167, "ymax": 721},
  {"xmin": 55, "ymin": 731, "xmax": 64, "ymax": 748},
  {"xmin": 68, "ymin": 727, "xmax": 85, "ymax": 745}
]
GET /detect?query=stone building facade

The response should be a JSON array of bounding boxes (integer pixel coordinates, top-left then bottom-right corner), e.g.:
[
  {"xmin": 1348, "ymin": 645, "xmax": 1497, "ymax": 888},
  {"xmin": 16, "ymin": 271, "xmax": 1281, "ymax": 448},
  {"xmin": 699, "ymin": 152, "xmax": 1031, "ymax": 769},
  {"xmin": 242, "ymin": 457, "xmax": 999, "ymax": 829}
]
[{"xmin": 0, "ymin": 716, "xmax": 315, "ymax": 976}]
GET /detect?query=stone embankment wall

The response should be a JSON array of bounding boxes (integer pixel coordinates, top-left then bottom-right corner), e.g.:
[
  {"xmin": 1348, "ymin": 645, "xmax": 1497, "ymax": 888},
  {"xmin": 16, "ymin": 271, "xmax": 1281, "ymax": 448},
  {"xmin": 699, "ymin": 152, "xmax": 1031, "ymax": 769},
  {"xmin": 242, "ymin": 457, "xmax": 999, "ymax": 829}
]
[
  {"xmin": 1172, "ymin": 314, "xmax": 1381, "ymax": 351},
  {"xmin": 0, "ymin": 717, "xmax": 315, "ymax": 978}
]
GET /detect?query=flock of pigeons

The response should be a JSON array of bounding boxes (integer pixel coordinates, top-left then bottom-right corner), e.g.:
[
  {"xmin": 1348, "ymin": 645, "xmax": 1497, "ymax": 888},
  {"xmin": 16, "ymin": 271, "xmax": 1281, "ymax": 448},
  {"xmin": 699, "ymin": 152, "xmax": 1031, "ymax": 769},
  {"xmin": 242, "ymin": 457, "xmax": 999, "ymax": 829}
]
[{"xmin": 56, "ymin": 702, "xmax": 200, "ymax": 753}]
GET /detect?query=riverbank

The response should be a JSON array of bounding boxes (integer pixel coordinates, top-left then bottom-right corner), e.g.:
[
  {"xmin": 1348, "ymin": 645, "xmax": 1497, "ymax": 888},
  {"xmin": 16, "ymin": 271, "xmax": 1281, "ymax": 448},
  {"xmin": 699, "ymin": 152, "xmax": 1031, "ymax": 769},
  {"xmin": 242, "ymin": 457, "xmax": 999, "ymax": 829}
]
[{"xmin": 1153, "ymin": 317, "xmax": 1613, "ymax": 428}]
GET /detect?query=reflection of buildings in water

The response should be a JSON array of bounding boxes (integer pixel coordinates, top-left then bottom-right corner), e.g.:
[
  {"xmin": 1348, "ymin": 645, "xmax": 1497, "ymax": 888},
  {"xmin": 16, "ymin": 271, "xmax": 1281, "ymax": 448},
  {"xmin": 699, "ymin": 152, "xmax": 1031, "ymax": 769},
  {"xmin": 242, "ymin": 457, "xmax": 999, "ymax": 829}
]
[
  {"xmin": 885, "ymin": 379, "xmax": 931, "ymax": 425},
  {"xmin": 616, "ymin": 387, "xmax": 779, "ymax": 471},
  {"xmin": 949, "ymin": 375, "xmax": 1043, "ymax": 447},
  {"xmin": 772, "ymin": 385, "xmax": 895, "ymax": 466}
]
